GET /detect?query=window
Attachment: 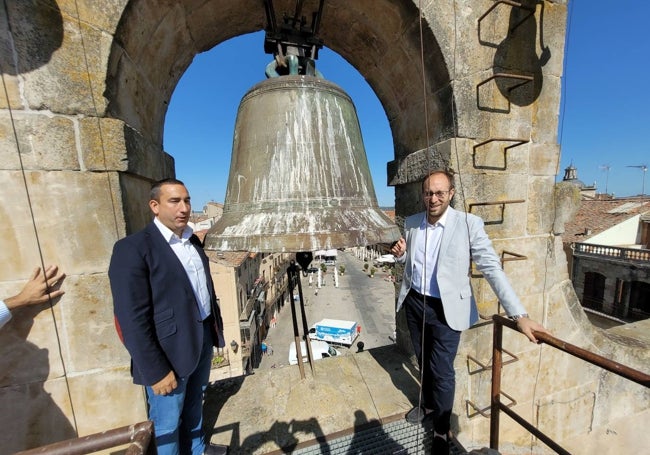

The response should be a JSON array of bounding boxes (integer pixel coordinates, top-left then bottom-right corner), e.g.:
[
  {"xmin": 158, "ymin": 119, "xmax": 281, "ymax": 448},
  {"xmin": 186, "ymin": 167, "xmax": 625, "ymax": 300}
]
[
  {"xmin": 582, "ymin": 272, "xmax": 606, "ymax": 311},
  {"xmin": 640, "ymin": 220, "xmax": 650, "ymax": 249},
  {"xmin": 629, "ymin": 281, "xmax": 650, "ymax": 320}
]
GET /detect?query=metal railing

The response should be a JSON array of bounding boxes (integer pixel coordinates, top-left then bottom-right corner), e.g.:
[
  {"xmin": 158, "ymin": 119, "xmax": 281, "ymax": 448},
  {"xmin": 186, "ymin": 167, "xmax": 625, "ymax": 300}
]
[
  {"xmin": 490, "ymin": 315, "xmax": 650, "ymax": 454},
  {"xmin": 14, "ymin": 421, "xmax": 155, "ymax": 455}
]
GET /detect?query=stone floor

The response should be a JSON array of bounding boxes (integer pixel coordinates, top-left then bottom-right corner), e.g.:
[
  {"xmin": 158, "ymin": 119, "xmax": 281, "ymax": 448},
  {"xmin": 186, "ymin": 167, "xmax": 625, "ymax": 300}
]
[
  {"xmin": 203, "ymin": 344, "xmax": 472, "ymax": 454},
  {"xmin": 203, "ymin": 345, "xmax": 413, "ymax": 454}
]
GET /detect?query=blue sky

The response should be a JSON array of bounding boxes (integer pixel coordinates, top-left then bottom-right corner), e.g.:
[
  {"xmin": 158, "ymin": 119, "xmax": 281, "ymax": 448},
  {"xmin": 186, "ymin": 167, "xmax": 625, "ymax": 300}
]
[
  {"xmin": 164, "ymin": 1, "xmax": 650, "ymax": 208},
  {"xmin": 558, "ymin": 1, "xmax": 649, "ymax": 197}
]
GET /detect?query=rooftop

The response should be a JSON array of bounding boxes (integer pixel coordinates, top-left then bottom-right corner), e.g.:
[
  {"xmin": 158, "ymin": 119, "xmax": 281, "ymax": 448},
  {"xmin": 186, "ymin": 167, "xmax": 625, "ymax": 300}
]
[{"xmin": 562, "ymin": 196, "xmax": 650, "ymax": 244}]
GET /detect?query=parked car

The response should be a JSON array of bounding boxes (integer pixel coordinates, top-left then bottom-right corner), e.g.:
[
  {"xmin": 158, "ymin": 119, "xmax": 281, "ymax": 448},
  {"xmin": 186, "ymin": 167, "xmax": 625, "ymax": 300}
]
[{"xmin": 288, "ymin": 340, "xmax": 341, "ymax": 365}]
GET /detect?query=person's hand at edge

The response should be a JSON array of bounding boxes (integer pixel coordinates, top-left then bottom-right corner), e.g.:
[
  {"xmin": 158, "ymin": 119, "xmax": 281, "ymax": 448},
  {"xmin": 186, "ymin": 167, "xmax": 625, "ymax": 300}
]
[{"xmin": 5, "ymin": 265, "xmax": 66, "ymax": 310}]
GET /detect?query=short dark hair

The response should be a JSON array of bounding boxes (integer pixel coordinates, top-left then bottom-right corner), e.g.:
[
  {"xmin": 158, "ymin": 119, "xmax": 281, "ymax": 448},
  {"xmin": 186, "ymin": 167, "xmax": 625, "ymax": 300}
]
[
  {"xmin": 422, "ymin": 169, "xmax": 455, "ymax": 191},
  {"xmin": 150, "ymin": 178, "xmax": 186, "ymax": 201}
]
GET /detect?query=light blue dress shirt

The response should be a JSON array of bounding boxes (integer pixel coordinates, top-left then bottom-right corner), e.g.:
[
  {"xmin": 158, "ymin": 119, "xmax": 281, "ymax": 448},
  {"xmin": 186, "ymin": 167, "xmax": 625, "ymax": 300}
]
[
  {"xmin": 153, "ymin": 218, "xmax": 212, "ymax": 320},
  {"xmin": 410, "ymin": 211, "xmax": 448, "ymax": 298},
  {"xmin": 0, "ymin": 300, "xmax": 12, "ymax": 329}
]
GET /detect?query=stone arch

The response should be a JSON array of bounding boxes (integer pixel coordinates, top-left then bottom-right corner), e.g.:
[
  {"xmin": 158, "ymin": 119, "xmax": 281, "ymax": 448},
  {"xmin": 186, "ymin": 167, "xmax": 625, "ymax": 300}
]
[{"xmin": 104, "ymin": 0, "xmax": 453, "ymax": 175}]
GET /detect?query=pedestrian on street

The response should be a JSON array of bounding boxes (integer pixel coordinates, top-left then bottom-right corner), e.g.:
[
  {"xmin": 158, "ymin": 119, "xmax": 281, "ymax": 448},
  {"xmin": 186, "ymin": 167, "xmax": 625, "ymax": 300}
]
[{"xmin": 390, "ymin": 169, "xmax": 549, "ymax": 454}]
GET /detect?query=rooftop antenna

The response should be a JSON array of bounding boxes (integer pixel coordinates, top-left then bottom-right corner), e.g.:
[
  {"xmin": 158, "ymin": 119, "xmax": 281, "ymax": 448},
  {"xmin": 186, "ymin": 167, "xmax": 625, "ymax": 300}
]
[
  {"xmin": 599, "ymin": 164, "xmax": 611, "ymax": 194},
  {"xmin": 626, "ymin": 164, "xmax": 648, "ymax": 196}
]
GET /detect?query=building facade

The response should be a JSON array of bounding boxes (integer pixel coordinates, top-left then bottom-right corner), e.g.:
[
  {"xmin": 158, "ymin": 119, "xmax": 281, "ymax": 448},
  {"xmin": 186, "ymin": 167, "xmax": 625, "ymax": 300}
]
[
  {"xmin": 563, "ymin": 195, "xmax": 650, "ymax": 322},
  {"xmin": 205, "ymin": 250, "xmax": 292, "ymax": 379}
]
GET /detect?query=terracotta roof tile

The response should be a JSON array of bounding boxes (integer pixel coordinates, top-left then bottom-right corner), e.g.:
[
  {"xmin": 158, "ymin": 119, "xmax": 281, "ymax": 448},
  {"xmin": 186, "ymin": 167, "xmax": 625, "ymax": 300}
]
[
  {"xmin": 562, "ymin": 197, "xmax": 650, "ymax": 244},
  {"xmin": 205, "ymin": 250, "xmax": 249, "ymax": 266}
]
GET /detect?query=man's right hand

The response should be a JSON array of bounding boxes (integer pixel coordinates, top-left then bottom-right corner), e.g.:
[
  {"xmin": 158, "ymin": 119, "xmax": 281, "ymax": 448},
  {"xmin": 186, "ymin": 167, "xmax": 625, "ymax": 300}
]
[
  {"xmin": 390, "ymin": 238, "xmax": 406, "ymax": 258},
  {"xmin": 152, "ymin": 370, "xmax": 177, "ymax": 395}
]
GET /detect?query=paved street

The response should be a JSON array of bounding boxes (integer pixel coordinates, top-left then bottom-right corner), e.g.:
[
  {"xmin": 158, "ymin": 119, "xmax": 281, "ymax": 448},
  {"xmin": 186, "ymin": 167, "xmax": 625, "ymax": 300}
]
[{"xmin": 257, "ymin": 250, "xmax": 397, "ymax": 370}]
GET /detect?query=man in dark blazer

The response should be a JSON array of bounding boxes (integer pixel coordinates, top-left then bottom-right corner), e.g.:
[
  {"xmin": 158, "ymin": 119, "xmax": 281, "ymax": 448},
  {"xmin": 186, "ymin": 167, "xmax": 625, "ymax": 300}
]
[
  {"xmin": 109, "ymin": 178, "xmax": 226, "ymax": 455},
  {"xmin": 391, "ymin": 170, "xmax": 548, "ymax": 454}
]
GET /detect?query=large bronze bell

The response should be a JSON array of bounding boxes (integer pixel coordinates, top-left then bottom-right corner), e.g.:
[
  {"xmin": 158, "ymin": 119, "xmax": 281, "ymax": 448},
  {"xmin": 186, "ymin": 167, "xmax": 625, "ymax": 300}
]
[{"xmin": 204, "ymin": 75, "xmax": 400, "ymax": 253}]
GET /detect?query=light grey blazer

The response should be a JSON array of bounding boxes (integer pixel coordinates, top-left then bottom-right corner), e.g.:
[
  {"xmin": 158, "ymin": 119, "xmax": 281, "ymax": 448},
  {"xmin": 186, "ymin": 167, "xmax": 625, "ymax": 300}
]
[{"xmin": 396, "ymin": 207, "xmax": 527, "ymax": 331}]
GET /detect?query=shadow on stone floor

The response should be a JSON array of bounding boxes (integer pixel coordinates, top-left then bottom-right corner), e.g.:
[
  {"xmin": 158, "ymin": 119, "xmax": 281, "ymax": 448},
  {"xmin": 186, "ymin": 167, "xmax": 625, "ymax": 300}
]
[{"xmin": 202, "ymin": 344, "xmax": 425, "ymax": 454}]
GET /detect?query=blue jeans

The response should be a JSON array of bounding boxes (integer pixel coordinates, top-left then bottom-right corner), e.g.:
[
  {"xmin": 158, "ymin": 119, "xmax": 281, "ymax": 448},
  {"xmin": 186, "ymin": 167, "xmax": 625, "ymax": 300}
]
[{"xmin": 146, "ymin": 322, "xmax": 213, "ymax": 455}]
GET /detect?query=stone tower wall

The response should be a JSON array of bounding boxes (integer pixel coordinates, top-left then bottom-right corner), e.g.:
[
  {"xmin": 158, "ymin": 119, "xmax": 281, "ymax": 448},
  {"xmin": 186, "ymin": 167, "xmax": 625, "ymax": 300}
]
[{"xmin": 0, "ymin": 1, "xmax": 647, "ymax": 453}]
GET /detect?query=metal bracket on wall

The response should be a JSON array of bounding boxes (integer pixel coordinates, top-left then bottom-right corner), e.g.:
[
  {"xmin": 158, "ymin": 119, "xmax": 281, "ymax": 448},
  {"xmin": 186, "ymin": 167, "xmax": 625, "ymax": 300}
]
[
  {"xmin": 466, "ymin": 326, "xmax": 519, "ymax": 420},
  {"xmin": 472, "ymin": 137, "xmax": 529, "ymax": 170},
  {"xmin": 477, "ymin": 0, "xmax": 536, "ymax": 47},
  {"xmin": 468, "ymin": 199, "xmax": 525, "ymax": 225},
  {"xmin": 501, "ymin": 250, "xmax": 528, "ymax": 266},
  {"xmin": 471, "ymin": 249, "xmax": 528, "ymax": 278},
  {"xmin": 467, "ymin": 348, "xmax": 519, "ymax": 376},
  {"xmin": 476, "ymin": 73, "xmax": 534, "ymax": 112},
  {"xmin": 466, "ymin": 390, "xmax": 517, "ymax": 418}
]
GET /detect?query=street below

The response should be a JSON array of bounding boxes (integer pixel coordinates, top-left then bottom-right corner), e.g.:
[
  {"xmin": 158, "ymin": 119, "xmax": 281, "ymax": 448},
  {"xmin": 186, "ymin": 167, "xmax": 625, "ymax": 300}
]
[{"xmin": 257, "ymin": 250, "xmax": 397, "ymax": 370}]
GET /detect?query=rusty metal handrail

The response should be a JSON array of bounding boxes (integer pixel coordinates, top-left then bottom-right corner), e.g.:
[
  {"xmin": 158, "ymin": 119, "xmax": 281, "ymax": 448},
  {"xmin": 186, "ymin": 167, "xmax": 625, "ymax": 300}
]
[
  {"xmin": 490, "ymin": 315, "xmax": 650, "ymax": 454},
  {"xmin": 14, "ymin": 421, "xmax": 156, "ymax": 455}
]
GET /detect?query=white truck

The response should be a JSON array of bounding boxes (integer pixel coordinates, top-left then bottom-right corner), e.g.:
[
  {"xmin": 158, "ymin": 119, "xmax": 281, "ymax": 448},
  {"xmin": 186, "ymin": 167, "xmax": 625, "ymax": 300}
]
[{"xmin": 308, "ymin": 318, "xmax": 359, "ymax": 346}]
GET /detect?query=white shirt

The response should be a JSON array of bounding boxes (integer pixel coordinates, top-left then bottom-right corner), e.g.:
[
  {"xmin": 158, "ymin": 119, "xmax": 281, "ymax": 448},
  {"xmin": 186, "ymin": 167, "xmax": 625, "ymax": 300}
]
[
  {"xmin": 0, "ymin": 300, "xmax": 11, "ymax": 330},
  {"xmin": 153, "ymin": 218, "xmax": 212, "ymax": 320},
  {"xmin": 410, "ymin": 210, "xmax": 449, "ymax": 298}
]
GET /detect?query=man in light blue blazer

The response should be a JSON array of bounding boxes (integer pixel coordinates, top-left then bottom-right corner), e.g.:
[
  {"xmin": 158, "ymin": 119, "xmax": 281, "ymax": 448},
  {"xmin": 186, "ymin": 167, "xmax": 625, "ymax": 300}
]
[{"xmin": 391, "ymin": 169, "xmax": 548, "ymax": 454}]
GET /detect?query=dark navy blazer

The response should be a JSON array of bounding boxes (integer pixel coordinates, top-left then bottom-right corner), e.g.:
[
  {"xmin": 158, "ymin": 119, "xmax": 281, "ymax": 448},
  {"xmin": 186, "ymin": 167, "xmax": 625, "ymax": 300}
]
[{"xmin": 109, "ymin": 222, "xmax": 225, "ymax": 386}]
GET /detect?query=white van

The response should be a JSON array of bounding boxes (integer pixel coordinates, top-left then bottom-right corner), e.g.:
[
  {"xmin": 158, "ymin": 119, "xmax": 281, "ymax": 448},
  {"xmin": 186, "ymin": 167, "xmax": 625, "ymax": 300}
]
[{"xmin": 288, "ymin": 340, "xmax": 341, "ymax": 365}]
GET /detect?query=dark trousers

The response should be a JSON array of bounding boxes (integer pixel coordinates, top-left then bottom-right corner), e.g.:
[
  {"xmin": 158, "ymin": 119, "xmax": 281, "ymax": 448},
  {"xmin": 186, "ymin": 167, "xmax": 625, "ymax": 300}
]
[{"xmin": 404, "ymin": 289, "xmax": 461, "ymax": 435}]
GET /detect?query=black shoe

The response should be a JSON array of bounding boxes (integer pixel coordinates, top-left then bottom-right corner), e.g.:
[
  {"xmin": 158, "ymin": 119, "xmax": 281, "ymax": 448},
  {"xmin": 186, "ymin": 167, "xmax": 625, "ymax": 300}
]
[
  {"xmin": 405, "ymin": 405, "xmax": 430, "ymax": 424},
  {"xmin": 431, "ymin": 435, "xmax": 449, "ymax": 455},
  {"xmin": 204, "ymin": 443, "xmax": 229, "ymax": 455}
]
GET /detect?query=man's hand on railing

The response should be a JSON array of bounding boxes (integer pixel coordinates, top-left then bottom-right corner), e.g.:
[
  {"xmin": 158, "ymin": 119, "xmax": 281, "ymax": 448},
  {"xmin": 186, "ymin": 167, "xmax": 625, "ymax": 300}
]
[{"xmin": 516, "ymin": 317, "xmax": 550, "ymax": 343}]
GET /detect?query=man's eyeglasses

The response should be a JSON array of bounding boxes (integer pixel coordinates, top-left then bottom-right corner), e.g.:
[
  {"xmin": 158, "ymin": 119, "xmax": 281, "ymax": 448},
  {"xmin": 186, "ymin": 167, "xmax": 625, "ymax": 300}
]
[{"xmin": 423, "ymin": 190, "xmax": 451, "ymax": 199}]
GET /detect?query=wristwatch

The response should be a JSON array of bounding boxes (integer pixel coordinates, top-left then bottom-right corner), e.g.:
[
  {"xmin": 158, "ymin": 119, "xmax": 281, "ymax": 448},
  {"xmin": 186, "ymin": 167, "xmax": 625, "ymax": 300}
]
[{"xmin": 509, "ymin": 313, "xmax": 529, "ymax": 321}]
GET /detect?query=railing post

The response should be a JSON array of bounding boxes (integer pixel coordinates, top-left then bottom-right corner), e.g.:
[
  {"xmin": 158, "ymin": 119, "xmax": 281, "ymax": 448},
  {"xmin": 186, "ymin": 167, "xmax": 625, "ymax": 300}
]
[{"xmin": 490, "ymin": 316, "xmax": 503, "ymax": 450}]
